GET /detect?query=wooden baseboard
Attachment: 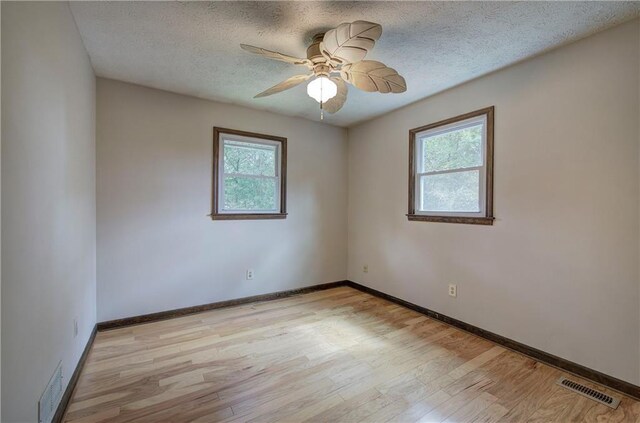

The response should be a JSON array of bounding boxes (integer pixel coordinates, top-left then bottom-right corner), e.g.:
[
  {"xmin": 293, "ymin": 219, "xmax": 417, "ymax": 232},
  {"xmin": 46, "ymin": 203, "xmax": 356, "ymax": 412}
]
[
  {"xmin": 344, "ymin": 280, "xmax": 640, "ymax": 401},
  {"xmin": 97, "ymin": 281, "xmax": 349, "ymax": 331},
  {"xmin": 52, "ymin": 324, "xmax": 97, "ymax": 423}
]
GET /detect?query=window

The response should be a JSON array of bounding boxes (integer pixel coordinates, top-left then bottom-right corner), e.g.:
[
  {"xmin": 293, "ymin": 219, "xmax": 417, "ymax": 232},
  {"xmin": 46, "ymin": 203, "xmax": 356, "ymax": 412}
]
[
  {"xmin": 211, "ymin": 127, "xmax": 287, "ymax": 220},
  {"xmin": 407, "ymin": 107, "xmax": 494, "ymax": 225}
]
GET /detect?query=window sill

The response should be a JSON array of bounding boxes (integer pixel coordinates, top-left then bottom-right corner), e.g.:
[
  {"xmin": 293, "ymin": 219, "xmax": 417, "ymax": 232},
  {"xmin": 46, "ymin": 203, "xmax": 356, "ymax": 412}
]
[
  {"xmin": 406, "ymin": 214, "xmax": 494, "ymax": 225},
  {"xmin": 210, "ymin": 213, "xmax": 287, "ymax": 221}
]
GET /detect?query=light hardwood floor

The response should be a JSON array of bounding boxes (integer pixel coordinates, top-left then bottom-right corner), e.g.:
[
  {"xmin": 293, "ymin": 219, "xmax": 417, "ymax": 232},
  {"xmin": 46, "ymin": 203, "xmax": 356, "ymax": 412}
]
[{"xmin": 64, "ymin": 287, "xmax": 640, "ymax": 422}]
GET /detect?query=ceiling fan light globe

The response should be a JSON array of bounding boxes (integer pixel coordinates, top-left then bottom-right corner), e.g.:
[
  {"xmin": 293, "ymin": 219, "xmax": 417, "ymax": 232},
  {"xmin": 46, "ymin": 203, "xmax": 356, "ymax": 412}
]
[{"xmin": 307, "ymin": 77, "xmax": 337, "ymax": 103}]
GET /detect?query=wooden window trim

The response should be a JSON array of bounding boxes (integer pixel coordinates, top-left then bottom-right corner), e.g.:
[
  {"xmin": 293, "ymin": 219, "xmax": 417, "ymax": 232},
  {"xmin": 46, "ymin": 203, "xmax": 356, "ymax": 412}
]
[
  {"xmin": 407, "ymin": 106, "xmax": 495, "ymax": 225},
  {"xmin": 211, "ymin": 127, "xmax": 287, "ymax": 220}
]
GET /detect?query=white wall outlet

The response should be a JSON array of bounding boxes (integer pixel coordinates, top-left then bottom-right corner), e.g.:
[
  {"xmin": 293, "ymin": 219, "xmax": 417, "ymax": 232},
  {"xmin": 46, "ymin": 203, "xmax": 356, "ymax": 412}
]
[
  {"xmin": 363, "ymin": 264, "xmax": 369, "ymax": 273},
  {"xmin": 73, "ymin": 318, "xmax": 78, "ymax": 337},
  {"xmin": 448, "ymin": 284, "xmax": 457, "ymax": 298},
  {"xmin": 246, "ymin": 269, "xmax": 254, "ymax": 280}
]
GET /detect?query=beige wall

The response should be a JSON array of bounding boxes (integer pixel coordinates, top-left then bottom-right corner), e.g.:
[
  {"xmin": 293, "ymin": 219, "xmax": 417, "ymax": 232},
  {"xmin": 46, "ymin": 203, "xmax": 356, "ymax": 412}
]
[
  {"xmin": 1, "ymin": 2, "xmax": 97, "ymax": 421},
  {"xmin": 347, "ymin": 19, "xmax": 640, "ymax": 384},
  {"xmin": 96, "ymin": 79, "xmax": 348, "ymax": 322}
]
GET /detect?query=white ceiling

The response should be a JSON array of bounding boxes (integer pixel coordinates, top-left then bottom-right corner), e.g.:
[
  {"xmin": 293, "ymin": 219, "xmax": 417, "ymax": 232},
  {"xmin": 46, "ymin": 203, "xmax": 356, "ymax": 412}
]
[{"xmin": 70, "ymin": 1, "xmax": 639, "ymax": 127}]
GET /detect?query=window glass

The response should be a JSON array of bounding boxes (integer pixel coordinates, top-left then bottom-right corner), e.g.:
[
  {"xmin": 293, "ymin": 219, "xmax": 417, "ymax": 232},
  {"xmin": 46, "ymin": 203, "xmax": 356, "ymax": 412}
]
[
  {"xmin": 420, "ymin": 170, "xmax": 480, "ymax": 212},
  {"xmin": 223, "ymin": 176, "xmax": 277, "ymax": 211},
  {"xmin": 421, "ymin": 124, "xmax": 483, "ymax": 173},
  {"xmin": 223, "ymin": 140, "xmax": 277, "ymax": 177}
]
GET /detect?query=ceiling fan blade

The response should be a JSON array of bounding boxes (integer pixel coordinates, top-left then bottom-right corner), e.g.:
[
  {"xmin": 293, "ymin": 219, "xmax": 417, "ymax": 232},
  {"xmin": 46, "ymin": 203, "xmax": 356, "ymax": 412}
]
[
  {"xmin": 241, "ymin": 44, "xmax": 312, "ymax": 67},
  {"xmin": 254, "ymin": 74, "xmax": 312, "ymax": 98},
  {"xmin": 340, "ymin": 60, "xmax": 406, "ymax": 93},
  {"xmin": 323, "ymin": 78, "xmax": 347, "ymax": 114},
  {"xmin": 320, "ymin": 21, "xmax": 382, "ymax": 64}
]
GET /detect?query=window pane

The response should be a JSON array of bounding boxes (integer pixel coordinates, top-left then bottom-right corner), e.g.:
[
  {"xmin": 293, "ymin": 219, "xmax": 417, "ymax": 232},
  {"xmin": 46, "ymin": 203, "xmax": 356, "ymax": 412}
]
[
  {"xmin": 224, "ymin": 176, "xmax": 277, "ymax": 211},
  {"xmin": 223, "ymin": 140, "xmax": 276, "ymax": 176},
  {"xmin": 420, "ymin": 170, "xmax": 480, "ymax": 212},
  {"xmin": 422, "ymin": 123, "xmax": 483, "ymax": 172}
]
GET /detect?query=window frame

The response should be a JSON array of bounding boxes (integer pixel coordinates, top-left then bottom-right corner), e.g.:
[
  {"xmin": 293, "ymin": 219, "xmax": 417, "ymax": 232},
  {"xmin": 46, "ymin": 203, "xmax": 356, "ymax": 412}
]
[
  {"xmin": 407, "ymin": 106, "xmax": 494, "ymax": 225},
  {"xmin": 211, "ymin": 127, "xmax": 287, "ymax": 220}
]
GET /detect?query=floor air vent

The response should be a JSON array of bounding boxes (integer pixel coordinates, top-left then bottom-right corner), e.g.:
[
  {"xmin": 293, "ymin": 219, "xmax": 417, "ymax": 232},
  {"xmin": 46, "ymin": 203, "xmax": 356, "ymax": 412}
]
[
  {"xmin": 556, "ymin": 376, "xmax": 620, "ymax": 409},
  {"xmin": 38, "ymin": 361, "xmax": 64, "ymax": 423}
]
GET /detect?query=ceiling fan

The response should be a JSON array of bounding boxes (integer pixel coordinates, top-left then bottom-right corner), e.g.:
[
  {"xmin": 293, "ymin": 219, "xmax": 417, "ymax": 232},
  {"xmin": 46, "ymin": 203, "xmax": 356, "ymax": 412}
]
[{"xmin": 240, "ymin": 21, "xmax": 407, "ymax": 117}]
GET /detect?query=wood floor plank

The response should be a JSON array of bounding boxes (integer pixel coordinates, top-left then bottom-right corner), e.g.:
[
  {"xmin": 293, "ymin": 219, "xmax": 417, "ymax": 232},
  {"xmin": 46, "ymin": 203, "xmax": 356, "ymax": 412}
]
[
  {"xmin": 63, "ymin": 287, "xmax": 639, "ymax": 422},
  {"xmin": 279, "ymin": 393, "xmax": 344, "ymax": 422},
  {"xmin": 471, "ymin": 402, "xmax": 510, "ymax": 423},
  {"xmin": 388, "ymin": 390, "xmax": 452, "ymax": 422}
]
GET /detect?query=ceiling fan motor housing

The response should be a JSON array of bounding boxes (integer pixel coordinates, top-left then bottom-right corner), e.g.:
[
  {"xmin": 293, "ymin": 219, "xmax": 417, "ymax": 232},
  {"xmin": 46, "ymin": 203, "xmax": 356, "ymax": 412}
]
[
  {"xmin": 307, "ymin": 33, "xmax": 326, "ymax": 64},
  {"xmin": 308, "ymin": 34, "xmax": 333, "ymax": 77}
]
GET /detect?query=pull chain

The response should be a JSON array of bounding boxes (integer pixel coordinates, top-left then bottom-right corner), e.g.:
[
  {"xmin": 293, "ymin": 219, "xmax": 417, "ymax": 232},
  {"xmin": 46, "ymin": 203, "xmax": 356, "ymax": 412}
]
[{"xmin": 320, "ymin": 78, "xmax": 324, "ymax": 120}]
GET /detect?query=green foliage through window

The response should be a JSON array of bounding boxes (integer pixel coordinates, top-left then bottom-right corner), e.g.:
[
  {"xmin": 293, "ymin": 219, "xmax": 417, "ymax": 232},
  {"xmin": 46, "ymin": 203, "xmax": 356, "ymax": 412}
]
[
  {"xmin": 421, "ymin": 125, "xmax": 482, "ymax": 173},
  {"xmin": 222, "ymin": 138, "xmax": 279, "ymax": 211},
  {"xmin": 224, "ymin": 176, "xmax": 277, "ymax": 211},
  {"xmin": 224, "ymin": 140, "xmax": 276, "ymax": 176},
  {"xmin": 418, "ymin": 119, "xmax": 485, "ymax": 213},
  {"xmin": 421, "ymin": 170, "xmax": 480, "ymax": 212}
]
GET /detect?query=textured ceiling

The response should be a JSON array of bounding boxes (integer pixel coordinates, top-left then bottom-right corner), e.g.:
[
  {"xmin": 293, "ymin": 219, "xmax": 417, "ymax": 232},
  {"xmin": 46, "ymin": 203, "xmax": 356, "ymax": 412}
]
[{"xmin": 69, "ymin": 1, "xmax": 639, "ymax": 127}]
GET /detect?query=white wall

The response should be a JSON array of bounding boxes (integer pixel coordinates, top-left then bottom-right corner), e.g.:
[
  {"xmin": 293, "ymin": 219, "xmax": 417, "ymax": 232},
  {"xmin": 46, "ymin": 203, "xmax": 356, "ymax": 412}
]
[
  {"xmin": 1, "ymin": 2, "xmax": 96, "ymax": 422},
  {"xmin": 96, "ymin": 79, "xmax": 347, "ymax": 322},
  {"xmin": 348, "ymin": 19, "xmax": 640, "ymax": 384}
]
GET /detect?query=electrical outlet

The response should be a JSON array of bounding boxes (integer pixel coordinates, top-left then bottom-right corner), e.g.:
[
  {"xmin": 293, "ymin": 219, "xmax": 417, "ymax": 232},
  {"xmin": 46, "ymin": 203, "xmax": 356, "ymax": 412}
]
[
  {"xmin": 448, "ymin": 284, "xmax": 457, "ymax": 298},
  {"xmin": 246, "ymin": 269, "xmax": 254, "ymax": 280},
  {"xmin": 363, "ymin": 264, "xmax": 368, "ymax": 273},
  {"xmin": 73, "ymin": 318, "xmax": 78, "ymax": 337}
]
